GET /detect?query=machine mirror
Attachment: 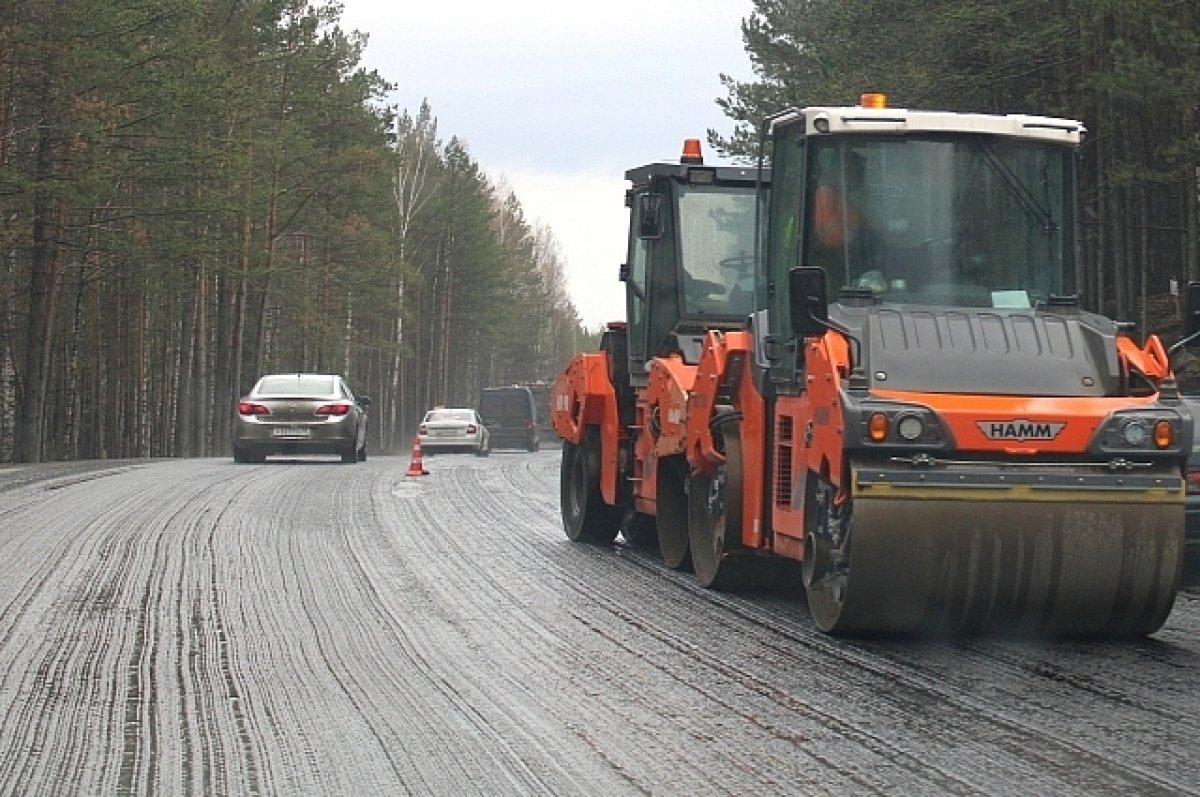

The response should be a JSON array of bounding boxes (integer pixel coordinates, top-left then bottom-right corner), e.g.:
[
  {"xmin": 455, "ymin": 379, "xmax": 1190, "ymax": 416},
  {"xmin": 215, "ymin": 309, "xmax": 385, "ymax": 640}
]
[
  {"xmin": 1185, "ymin": 281, "xmax": 1200, "ymax": 348},
  {"xmin": 638, "ymin": 194, "xmax": 664, "ymax": 240},
  {"xmin": 789, "ymin": 266, "xmax": 829, "ymax": 337}
]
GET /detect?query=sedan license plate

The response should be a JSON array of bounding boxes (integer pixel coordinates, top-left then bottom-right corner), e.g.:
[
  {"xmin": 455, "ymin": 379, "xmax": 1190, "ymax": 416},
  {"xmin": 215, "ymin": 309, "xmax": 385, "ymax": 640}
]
[{"xmin": 272, "ymin": 427, "xmax": 311, "ymax": 438}]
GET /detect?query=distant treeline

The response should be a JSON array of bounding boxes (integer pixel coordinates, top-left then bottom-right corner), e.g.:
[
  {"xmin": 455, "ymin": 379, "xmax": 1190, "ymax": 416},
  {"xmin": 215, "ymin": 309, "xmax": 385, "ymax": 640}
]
[
  {"xmin": 0, "ymin": 1, "xmax": 597, "ymax": 463},
  {"xmin": 10, "ymin": 1, "xmax": 1198, "ymax": 464},
  {"xmin": 714, "ymin": 0, "xmax": 1200, "ymax": 339}
]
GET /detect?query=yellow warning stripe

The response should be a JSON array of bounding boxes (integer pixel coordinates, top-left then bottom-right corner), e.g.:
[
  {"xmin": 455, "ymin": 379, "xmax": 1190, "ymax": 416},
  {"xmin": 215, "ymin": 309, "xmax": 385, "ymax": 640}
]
[{"xmin": 854, "ymin": 482, "xmax": 1183, "ymax": 504}]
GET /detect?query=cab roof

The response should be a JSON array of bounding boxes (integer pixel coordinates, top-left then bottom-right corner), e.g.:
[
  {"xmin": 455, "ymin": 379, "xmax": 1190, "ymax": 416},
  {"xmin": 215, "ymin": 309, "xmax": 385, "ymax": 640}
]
[
  {"xmin": 770, "ymin": 103, "xmax": 1084, "ymax": 145},
  {"xmin": 624, "ymin": 162, "xmax": 766, "ymax": 188}
]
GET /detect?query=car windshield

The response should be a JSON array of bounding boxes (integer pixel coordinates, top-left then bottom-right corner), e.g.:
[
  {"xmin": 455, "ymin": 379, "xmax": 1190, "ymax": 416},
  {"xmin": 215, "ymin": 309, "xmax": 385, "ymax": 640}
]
[
  {"xmin": 257, "ymin": 375, "xmax": 335, "ymax": 395},
  {"xmin": 427, "ymin": 409, "xmax": 474, "ymax": 422}
]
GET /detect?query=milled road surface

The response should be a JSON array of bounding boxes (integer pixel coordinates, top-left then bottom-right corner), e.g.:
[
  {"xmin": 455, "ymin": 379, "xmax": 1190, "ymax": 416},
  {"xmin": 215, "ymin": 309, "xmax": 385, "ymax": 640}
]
[{"xmin": 0, "ymin": 451, "xmax": 1197, "ymax": 796}]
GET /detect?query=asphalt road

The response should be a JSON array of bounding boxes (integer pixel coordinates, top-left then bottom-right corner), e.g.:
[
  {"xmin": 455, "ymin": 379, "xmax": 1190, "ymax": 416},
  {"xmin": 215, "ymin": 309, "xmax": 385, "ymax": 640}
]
[{"xmin": 0, "ymin": 451, "xmax": 1197, "ymax": 796}]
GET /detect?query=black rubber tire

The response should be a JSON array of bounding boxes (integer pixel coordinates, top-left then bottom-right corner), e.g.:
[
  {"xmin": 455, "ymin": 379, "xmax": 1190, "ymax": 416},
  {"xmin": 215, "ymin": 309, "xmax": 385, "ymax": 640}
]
[
  {"xmin": 340, "ymin": 444, "xmax": 357, "ymax": 464},
  {"xmin": 357, "ymin": 441, "xmax": 367, "ymax": 461},
  {"xmin": 802, "ymin": 474, "xmax": 852, "ymax": 633},
  {"xmin": 233, "ymin": 445, "xmax": 251, "ymax": 464},
  {"xmin": 561, "ymin": 432, "xmax": 620, "ymax": 543},
  {"xmin": 688, "ymin": 409, "xmax": 744, "ymax": 590},
  {"xmin": 656, "ymin": 456, "xmax": 691, "ymax": 570}
]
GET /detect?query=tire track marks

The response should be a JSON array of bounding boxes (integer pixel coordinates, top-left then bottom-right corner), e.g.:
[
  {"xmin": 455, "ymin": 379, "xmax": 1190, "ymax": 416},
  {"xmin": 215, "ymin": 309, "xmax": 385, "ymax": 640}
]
[
  {"xmin": 454, "ymin": 451, "xmax": 1200, "ymax": 795},
  {"xmin": 0, "ymin": 453, "xmax": 1196, "ymax": 796}
]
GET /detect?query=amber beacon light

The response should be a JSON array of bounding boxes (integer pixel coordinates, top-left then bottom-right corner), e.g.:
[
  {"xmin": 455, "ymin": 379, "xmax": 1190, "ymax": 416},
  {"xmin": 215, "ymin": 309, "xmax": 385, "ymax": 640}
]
[
  {"xmin": 860, "ymin": 92, "xmax": 888, "ymax": 108},
  {"xmin": 680, "ymin": 138, "xmax": 704, "ymax": 165}
]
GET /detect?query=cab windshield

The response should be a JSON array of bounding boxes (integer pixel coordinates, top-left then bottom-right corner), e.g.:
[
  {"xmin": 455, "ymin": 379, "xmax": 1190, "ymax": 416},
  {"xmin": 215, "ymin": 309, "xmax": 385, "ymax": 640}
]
[
  {"xmin": 676, "ymin": 183, "xmax": 759, "ymax": 318},
  {"xmin": 804, "ymin": 136, "xmax": 1076, "ymax": 308}
]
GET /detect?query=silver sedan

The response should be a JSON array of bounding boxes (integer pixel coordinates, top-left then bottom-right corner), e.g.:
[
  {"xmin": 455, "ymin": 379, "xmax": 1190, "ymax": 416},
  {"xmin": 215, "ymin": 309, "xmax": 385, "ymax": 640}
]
[
  {"xmin": 234, "ymin": 373, "xmax": 370, "ymax": 463},
  {"xmin": 418, "ymin": 408, "xmax": 490, "ymax": 456}
]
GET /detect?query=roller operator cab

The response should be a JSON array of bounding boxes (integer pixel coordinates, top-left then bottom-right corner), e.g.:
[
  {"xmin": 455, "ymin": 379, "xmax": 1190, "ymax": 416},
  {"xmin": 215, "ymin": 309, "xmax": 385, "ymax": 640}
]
[
  {"xmin": 551, "ymin": 104, "xmax": 1193, "ymax": 638},
  {"xmin": 551, "ymin": 138, "xmax": 768, "ymax": 555},
  {"xmin": 621, "ymin": 137, "xmax": 765, "ymax": 374}
]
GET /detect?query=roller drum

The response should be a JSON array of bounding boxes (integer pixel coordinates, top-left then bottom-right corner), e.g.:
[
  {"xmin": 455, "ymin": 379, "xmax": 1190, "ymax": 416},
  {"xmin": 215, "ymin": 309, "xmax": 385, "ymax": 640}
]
[{"xmin": 811, "ymin": 471, "xmax": 1184, "ymax": 637}]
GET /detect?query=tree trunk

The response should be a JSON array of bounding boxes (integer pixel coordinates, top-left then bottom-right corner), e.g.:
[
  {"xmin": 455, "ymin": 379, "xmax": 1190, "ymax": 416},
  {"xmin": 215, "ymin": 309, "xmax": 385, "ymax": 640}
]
[{"xmin": 15, "ymin": 70, "xmax": 64, "ymax": 463}]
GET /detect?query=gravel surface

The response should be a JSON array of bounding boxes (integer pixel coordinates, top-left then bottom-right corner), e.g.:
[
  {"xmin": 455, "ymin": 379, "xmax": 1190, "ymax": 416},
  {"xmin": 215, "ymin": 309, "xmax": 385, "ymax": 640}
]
[{"xmin": 0, "ymin": 451, "xmax": 1196, "ymax": 796}]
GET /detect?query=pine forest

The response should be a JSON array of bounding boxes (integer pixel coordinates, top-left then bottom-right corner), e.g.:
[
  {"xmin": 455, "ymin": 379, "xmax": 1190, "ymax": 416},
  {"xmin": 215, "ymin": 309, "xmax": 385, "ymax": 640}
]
[
  {"xmin": 3, "ymin": 0, "xmax": 1200, "ymax": 463},
  {"xmin": 1, "ymin": 1, "xmax": 595, "ymax": 462}
]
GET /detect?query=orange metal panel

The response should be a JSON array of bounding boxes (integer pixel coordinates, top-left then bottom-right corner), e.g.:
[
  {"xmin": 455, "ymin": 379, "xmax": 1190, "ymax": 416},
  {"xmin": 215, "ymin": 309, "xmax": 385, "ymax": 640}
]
[{"xmin": 871, "ymin": 389, "xmax": 1161, "ymax": 454}]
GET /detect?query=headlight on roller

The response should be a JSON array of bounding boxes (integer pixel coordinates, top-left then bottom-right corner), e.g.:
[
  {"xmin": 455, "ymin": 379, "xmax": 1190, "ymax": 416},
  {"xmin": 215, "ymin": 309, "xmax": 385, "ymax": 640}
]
[
  {"xmin": 854, "ymin": 403, "xmax": 949, "ymax": 449},
  {"xmin": 897, "ymin": 415, "xmax": 924, "ymax": 441},
  {"xmin": 1121, "ymin": 419, "xmax": 1148, "ymax": 447},
  {"xmin": 1091, "ymin": 410, "xmax": 1186, "ymax": 456}
]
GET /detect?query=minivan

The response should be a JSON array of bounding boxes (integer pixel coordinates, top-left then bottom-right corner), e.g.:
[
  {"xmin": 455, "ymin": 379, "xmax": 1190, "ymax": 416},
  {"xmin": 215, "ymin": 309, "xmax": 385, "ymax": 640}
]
[{"xmin": 479, "ymin": 386, "xmax": 540, "ymax": 452}]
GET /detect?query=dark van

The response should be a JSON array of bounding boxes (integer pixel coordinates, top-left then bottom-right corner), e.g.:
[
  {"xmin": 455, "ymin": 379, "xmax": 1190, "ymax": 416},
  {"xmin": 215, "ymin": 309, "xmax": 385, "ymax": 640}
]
[
  {"xmin": 479, "ymin": 386, "xmax": 540, "ymax": 452},
  {"xmin": 524, "ymin": 382, "xmax": 553, "ymax": 434}
]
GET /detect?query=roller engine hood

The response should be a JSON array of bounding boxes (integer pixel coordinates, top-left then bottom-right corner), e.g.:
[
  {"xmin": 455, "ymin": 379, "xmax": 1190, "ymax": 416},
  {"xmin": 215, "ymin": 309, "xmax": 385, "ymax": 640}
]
[{"xmin": 830, "ymin": 303, "xmax": 1124, "ymax": 397}]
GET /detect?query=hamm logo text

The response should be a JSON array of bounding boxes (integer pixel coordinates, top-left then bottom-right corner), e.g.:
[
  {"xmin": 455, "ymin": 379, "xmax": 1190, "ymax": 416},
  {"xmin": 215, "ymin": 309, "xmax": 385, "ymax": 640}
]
[{"xmin": 976, "ymin": 420, "xmax": 1065, "ymax": 441}]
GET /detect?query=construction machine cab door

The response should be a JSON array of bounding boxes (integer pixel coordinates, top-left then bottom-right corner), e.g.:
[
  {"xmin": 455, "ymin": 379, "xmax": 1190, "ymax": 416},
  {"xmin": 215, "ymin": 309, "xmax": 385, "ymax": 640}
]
[
  {"xmin": 764, "ymin": 115, "xmax": 810, "ymax": 385},
  {"xmin": 625, "ymin": 161, "xmax": 766, "ymax": 375},
  {"xmin": 624, "ymin": 189, "xmax": 653, "ymax": 386},
  {"xmin": 624, "ymin": 180, "xmax": 682, "ymax": 384}
]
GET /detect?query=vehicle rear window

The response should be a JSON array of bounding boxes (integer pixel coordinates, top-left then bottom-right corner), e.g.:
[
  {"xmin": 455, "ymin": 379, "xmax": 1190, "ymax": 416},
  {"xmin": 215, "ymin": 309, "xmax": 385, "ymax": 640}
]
[
  {"xmin": 426, "ymin": 409, "xmax": 474, "ymax": 422},
  {"xmin": 257, "ymin": 375, "xmax": 335, "ymax": 395},
  {"xmin": 481, "ymin": 390, "xmax": 532, "ymax": 417}
]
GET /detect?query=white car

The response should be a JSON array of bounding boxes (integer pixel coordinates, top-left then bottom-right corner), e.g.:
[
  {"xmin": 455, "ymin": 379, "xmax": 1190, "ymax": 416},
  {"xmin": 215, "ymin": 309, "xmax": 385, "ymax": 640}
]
[{"xmin": 418, "ymin": 408, "xmax": 490, "ymax": 456}]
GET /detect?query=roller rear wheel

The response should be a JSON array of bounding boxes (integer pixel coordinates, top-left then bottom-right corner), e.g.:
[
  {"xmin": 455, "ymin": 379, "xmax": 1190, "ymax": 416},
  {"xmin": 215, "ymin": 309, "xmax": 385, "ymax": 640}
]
[
  {"xmin": 689, "ymin": 409, "xmax": 743, "ymax": 589},
  {"xmin": 561, "ymin": 432, "xmax": 620, "ymax": 543},
  {"xmin": 656, "ymin": 457, "xmax": 691, "ymax": 570},
  {"xmin": 802, "ymin": 475, "xmax": 854, "ymax": 633}
]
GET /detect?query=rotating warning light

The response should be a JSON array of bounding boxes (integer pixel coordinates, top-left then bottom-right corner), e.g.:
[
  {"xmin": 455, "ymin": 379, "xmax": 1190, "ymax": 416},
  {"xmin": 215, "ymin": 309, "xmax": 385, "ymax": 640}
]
[
  {"xmin": 860, "ymin": 92, "xmax": 888, "ymax": 109},
  {"xmin": 681, "ymin": 138, "xmax": 704, "ymax": 165}
]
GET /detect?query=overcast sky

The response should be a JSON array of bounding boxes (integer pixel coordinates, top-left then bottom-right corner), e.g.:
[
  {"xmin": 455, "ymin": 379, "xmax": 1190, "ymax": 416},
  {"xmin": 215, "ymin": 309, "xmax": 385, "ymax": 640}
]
[{"xmin": 335, "ymin": 0, "xmax": 756, "ymax": 329}]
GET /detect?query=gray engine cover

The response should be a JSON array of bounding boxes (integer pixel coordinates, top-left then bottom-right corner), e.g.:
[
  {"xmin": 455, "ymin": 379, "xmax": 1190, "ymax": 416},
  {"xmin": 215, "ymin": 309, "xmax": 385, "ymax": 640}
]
[{"xmin": 830, "ymin": 303, "xmax": 1122, "ymax": 397}]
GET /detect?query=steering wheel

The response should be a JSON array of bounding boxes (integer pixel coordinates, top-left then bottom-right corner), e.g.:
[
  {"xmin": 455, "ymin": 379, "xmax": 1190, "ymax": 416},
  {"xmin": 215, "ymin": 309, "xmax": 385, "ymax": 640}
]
[{"xmin": 719, "ymin": 255, "xmax": 754, "ymax": 273}]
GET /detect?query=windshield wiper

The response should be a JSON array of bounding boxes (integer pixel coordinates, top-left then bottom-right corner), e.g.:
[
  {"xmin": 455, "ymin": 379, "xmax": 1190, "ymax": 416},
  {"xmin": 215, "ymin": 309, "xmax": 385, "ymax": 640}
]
[{"xmin": 973, "ymin": 141, "xmax": 1058, "ymax": 233}]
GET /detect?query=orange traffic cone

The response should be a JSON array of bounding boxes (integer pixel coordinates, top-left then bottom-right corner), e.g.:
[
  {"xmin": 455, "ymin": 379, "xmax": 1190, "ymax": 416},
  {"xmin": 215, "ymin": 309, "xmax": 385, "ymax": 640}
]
[{"xmin": 405, "ymin": 436, "xmax": 428, "ymax": 476}]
